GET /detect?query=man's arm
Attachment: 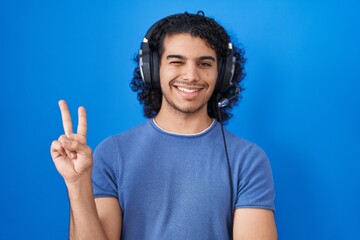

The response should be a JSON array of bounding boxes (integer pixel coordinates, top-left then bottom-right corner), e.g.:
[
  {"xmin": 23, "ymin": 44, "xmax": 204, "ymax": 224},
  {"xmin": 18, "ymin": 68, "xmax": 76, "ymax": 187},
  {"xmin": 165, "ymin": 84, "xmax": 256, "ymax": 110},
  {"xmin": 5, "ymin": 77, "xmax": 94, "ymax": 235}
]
[
  {"xmin": 69, "ymin": 196, "xmax": 122, "ymax": 240},
  {"xmin": 67, "ymin": 176, "xmax": 108, "ymax": 240},
  {"xmin": 94, "ymin": 197, "xmax": 122, "ymax": 240},
  {"xmin": 50, "ymin": 100, "xmax": 121, "ymax": 240},
  {"xmin": 233, "ymin": 208, "xmax": 277, "ymax": 240}
]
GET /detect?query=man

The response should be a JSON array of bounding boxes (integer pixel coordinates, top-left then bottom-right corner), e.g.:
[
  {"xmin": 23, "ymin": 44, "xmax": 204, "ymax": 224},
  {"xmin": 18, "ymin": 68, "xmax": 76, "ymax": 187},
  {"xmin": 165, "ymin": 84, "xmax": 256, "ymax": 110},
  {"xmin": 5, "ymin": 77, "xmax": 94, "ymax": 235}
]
[{"xmin": 50, "ymin": 12, "xmax": 277, "ymax": 240}]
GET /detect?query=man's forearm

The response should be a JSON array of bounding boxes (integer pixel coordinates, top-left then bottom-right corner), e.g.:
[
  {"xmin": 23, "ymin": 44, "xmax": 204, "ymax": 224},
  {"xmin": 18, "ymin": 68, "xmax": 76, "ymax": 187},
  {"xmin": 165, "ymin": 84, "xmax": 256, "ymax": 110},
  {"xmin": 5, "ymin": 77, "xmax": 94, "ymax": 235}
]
[{"xmin": 66, "ymin": 174, "xmax": 107, "ymax": 240}]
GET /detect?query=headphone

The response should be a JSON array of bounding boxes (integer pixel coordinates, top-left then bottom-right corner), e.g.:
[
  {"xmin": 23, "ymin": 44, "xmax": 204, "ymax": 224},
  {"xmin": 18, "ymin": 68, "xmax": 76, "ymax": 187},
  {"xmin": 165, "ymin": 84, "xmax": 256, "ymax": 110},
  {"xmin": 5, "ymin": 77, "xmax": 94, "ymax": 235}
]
[{"xmin": 139, "ymin": 13, "xmax": 236, "ymax": 93}]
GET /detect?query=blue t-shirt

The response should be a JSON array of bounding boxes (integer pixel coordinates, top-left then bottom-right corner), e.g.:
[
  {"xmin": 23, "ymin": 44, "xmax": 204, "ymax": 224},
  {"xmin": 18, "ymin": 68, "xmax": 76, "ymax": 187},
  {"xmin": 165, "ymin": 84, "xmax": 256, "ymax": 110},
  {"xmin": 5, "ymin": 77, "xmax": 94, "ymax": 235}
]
[{"xmin": 92, "ymin": 119, "xmax": 275, "ymax": 240}]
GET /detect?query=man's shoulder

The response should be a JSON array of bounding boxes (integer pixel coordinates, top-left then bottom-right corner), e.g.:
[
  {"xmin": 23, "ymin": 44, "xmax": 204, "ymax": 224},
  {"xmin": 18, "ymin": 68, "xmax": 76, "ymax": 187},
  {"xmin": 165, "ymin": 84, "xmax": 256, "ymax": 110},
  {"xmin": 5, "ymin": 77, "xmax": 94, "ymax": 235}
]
[
  {"xmin": 222, "ymin": 127, "xmax": 253, "ymax": 146},
  {"xmin": 114, "ymin": 120, "xmax": 150, "ymax": 138},
  {"xmin": 96, "ymin": 120, "xmax": 152, "ymax": 149},
  {"xmin": 221, "ymin": 126, "xmax": 267, "ymax": 156}
]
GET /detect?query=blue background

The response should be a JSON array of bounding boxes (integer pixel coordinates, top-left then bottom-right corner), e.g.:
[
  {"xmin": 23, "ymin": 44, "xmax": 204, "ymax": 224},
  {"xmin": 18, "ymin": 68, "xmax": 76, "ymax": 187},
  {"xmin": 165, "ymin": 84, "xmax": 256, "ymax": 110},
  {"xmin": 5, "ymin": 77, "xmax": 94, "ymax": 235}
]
[{"xmin": 1, "ymin": 0, "xmax": 359, "ymax": 239}]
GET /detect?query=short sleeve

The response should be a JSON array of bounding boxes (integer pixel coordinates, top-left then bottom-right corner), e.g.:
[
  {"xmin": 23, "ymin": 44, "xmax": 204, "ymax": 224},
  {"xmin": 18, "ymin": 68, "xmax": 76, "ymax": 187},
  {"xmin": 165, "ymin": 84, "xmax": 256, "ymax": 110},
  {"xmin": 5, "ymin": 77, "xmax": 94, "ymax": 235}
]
[
  {"xmin": 92, "ymin": 136, "xmax": 119, "ymax": 198},
  {"xmin": 235, "ymin": 144, "xmax": 275, "ymax": 211}
]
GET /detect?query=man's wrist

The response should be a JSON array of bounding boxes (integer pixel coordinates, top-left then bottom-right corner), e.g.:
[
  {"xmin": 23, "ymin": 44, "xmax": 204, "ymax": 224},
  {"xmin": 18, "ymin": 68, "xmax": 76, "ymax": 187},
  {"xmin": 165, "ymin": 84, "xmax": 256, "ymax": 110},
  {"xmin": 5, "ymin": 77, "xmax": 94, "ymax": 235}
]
[{"xmin": 65, "ymin": 171, "xmax": 93, "ymax": 200}]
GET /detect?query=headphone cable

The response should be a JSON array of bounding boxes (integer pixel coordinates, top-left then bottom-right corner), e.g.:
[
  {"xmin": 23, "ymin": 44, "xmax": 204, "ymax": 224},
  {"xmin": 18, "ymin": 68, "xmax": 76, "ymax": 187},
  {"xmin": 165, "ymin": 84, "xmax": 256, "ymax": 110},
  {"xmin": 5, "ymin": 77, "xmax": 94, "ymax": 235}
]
[{"xmin": 217, "ymin": 105, "xmax": 234, "ymax": 237}]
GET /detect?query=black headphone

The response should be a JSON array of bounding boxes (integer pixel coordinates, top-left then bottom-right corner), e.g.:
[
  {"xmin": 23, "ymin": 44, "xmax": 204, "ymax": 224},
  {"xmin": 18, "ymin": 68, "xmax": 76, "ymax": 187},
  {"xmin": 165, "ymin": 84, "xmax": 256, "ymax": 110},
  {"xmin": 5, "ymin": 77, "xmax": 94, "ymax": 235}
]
[{"xmin": 139, "ymin": 13, "xmax": 236, "ymax": 93}]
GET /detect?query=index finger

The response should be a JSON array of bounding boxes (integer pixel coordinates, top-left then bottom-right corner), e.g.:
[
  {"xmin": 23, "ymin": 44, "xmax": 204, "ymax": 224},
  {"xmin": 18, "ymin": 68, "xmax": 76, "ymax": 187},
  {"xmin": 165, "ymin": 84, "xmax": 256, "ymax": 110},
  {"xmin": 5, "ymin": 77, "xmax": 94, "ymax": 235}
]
[
  {"xmin": 58, "ymin": 100, "xmax": 73, "ymax": 136},
  {"xmin": 77, "ymin": 106, "xmax": 87, "ymax": 137}
]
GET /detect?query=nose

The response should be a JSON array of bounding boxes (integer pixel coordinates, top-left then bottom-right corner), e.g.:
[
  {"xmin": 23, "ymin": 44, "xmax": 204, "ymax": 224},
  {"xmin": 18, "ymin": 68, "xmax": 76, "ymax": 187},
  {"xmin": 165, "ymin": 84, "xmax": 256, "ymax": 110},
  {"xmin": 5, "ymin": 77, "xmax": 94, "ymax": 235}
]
[{"xmin": 181, "ymin": 63, "xmax": 199, "ymax": 81}]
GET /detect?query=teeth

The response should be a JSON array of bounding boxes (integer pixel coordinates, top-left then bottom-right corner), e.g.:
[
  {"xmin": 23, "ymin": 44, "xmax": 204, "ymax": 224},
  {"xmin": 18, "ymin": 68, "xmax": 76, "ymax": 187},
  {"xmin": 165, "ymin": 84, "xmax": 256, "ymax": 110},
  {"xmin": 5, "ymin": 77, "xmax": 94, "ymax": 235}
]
[{"xmin": 177, "ymin": 87, "xmax": 199, "ymax": 93}]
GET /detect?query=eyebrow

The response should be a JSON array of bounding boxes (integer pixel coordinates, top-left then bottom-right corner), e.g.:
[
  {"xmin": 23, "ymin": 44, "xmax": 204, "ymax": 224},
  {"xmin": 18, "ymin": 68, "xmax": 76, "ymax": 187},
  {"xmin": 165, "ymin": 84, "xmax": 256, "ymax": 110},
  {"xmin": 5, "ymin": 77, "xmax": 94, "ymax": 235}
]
[{"xmin": 166, "ymin": 54, "xmax": 216, "ymax": 62}]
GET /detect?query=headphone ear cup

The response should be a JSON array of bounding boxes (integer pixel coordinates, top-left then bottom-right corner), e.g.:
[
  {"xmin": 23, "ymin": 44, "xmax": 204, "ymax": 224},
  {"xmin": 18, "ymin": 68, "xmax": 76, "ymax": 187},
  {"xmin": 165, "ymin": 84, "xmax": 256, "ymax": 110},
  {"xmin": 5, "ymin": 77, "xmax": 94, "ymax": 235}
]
[
  {"xmin": 217, "ymin": 44, "xmax": 235, "ymax": 92},
  {"xmin": 139, "ymin": 42, "xmax": 152, "ymax": 87},
  {"xmin": 139, "ymin": 38, "xmax": 160, "ymax": 89},
  {"xmin": 216, "ymin": 58, "xmax": 225, "ymax": 92},
  {"xmin": 151, "ymin": 50, "xmax": 160, "ymax": 89}
]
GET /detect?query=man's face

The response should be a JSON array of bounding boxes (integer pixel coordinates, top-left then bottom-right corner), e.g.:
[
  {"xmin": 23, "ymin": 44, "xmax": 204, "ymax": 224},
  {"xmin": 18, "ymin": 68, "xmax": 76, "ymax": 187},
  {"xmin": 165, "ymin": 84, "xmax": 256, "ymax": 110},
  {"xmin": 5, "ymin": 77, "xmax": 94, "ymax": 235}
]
[{"xmin": 159, "ymin": 33, "xmax": 218, "ymax": 116}]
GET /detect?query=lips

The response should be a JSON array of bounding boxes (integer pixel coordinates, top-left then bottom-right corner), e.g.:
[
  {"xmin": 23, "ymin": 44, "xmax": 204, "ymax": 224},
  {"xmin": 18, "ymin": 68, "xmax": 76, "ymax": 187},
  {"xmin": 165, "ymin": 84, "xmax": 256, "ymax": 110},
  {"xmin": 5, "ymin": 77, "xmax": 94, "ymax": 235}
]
[
  {"xmin": 172, "ymin": 85, "xmax": 205, "ymax": 101},
  {"xmin": 170, "ymin": 80, "xmax": 207, "ymax": 100},
  {"xmin": 176, "ymin": 86, "xmax": 200, "ymax": 93}
]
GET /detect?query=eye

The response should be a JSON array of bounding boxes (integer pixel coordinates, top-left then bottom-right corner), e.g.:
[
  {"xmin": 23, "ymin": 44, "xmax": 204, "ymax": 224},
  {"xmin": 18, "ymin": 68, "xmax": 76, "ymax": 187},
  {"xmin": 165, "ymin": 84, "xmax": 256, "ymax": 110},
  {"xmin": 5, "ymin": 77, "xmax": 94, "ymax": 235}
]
[
  {"xmin": 170, "ymin": 61, "xmax": 184, "ymax": 65},
  {"xmin": 198, "ymin": 61, "xmax": 212, "ymax": 68}
]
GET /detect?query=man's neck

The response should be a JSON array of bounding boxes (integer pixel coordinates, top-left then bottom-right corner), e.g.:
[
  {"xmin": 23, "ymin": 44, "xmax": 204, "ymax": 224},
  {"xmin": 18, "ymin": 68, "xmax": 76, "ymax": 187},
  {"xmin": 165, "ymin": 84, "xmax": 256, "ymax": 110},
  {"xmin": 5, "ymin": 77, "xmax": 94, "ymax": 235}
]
[{"xmin": 154, "ymin": 109, "xmax": 213, "ymax": 135}]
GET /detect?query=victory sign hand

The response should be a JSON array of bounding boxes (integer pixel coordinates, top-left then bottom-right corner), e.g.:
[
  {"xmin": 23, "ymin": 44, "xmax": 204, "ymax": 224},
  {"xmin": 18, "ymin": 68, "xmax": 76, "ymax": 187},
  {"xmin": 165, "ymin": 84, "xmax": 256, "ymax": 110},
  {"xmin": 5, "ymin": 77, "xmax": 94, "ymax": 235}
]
[{"xmin": 50, "ymin": 100, "xmax": 93, "ymax": 184}]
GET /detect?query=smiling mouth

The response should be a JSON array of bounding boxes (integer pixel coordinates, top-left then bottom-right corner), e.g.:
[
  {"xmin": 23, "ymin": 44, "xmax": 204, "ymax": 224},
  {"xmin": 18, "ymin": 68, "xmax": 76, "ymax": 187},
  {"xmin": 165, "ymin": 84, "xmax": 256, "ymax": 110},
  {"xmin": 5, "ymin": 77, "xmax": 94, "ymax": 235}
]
[{"xmin": 176, "ymin": 86, "xmax": 201, "ymax": 93}]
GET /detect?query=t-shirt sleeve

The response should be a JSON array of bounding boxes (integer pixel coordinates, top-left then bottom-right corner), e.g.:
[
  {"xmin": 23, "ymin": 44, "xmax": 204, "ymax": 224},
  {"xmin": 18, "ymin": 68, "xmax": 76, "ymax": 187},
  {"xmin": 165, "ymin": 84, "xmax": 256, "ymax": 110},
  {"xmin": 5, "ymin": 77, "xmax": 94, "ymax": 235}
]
[
  {"xmin": 235, "ymin": 144, "xmax": 275, "ymax": 211},
  {"xmin": 92, "ymin": 136, "xmax": 119, "ymax": 198}
]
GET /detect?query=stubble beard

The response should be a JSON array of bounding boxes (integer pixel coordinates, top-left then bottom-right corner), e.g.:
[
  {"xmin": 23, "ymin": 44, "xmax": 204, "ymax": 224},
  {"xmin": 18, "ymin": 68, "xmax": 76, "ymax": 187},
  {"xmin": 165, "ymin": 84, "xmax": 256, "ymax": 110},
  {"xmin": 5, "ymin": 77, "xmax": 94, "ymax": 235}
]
[{"xmin": 162, "ymin": 92, "xmax": 209, "ymax": 115}]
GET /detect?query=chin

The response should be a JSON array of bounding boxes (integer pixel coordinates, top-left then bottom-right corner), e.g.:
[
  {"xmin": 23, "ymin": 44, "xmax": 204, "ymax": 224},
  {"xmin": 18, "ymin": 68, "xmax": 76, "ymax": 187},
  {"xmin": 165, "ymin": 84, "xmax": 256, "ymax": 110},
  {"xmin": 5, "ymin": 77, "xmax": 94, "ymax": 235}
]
[{"xmin": 173, "ymin": 102, "xmax": 208, "ymax": 115}]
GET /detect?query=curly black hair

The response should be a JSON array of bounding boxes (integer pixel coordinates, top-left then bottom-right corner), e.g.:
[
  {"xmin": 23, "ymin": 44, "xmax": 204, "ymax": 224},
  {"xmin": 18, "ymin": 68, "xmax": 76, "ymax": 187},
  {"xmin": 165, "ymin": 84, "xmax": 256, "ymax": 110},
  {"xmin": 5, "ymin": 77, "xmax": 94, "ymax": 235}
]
[{"xmin": 130, "ymin": 12, "xmax": 246, "ymax": 124}]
